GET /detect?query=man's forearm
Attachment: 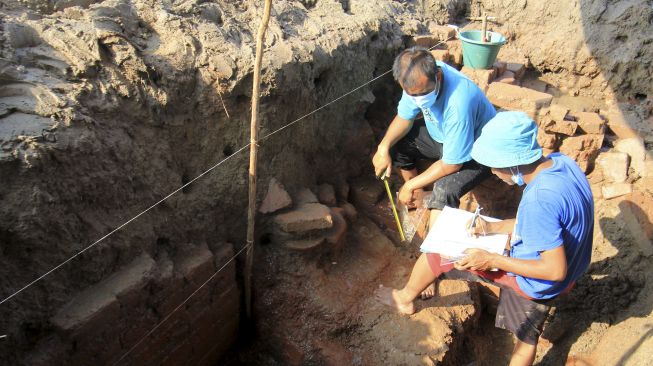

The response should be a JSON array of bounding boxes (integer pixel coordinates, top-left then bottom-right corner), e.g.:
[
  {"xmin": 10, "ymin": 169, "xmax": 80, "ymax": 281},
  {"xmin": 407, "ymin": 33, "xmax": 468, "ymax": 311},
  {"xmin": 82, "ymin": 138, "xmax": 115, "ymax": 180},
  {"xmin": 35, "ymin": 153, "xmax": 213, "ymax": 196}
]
[
  {"xmin": 378, "ymin": 115, "xmax": 413, "ymax": 150},
  {"xmin": 405, "ymin": 160, "xmax": 462, "ymax": 191},
  {"xmin": 487, "ymin": 218, "xmax": 516, "ymax": 234},
  {"xmin": 490, "ymin": 253, "xmax": 566, "ymax": 282}
]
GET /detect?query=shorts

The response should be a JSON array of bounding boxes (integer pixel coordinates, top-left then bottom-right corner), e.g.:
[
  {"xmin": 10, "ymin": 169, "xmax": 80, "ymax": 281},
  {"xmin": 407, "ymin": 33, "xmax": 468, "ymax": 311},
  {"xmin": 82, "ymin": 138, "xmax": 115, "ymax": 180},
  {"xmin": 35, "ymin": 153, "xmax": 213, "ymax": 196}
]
[
  {"xmin": 426, "ymin": 253, "xmax": 553, "ymax": 345},
  {"xmin": 389, "ymin": 120, "xmax": 490, "ymax": 210}
]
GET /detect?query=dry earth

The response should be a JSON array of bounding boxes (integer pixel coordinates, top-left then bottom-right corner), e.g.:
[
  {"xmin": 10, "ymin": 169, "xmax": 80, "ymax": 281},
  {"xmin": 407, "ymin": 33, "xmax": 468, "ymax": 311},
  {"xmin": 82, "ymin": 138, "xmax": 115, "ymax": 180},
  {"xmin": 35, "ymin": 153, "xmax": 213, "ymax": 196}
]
[{"xmin": 0, "ymin": 0, "xmax": 652, "ymax": 365}]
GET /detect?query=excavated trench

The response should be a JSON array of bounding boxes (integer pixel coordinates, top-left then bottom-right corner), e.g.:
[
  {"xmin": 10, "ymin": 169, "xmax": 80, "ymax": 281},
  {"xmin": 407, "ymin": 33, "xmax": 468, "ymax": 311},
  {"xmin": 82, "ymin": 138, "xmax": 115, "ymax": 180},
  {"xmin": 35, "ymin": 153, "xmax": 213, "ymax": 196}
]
[{"xmin": 2, "ymin": 1, "xmax": 653, "ymax": 365}]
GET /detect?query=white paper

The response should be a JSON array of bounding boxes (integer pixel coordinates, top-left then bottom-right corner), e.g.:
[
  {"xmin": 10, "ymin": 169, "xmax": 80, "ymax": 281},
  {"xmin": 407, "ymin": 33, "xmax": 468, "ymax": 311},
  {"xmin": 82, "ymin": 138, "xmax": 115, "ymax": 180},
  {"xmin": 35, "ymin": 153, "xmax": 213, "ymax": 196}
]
[{"xmin": 420, "ymin": 206, "xmax": 509, "ymax": 261}]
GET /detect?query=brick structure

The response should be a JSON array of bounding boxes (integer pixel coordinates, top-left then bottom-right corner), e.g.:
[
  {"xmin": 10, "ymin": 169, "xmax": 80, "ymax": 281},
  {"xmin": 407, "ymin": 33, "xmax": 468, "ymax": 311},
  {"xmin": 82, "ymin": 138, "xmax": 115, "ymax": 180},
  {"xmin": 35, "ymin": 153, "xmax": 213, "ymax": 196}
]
[
  {"xmin": 44, "ymin": 245, "xmax": 240, "ymax": 365},
  {"xmin": 461, "ymin": 66, "xmax": 496, "ymax": 93},
  {"xmin": 558, "ymin": 133, "xmax": 604, "ymax": 172},
  {"xmin": 486, "ymin": 83, "xmax": 553, "ymax": 116}
]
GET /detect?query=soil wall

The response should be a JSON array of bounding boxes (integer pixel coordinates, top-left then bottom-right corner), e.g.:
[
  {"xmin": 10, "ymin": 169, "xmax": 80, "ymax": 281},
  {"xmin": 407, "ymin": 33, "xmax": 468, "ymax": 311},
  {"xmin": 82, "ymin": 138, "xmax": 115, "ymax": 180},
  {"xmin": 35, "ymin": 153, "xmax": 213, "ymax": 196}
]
[
  {"xmin": 465, "ymin": 0, "xmax": 653, "ymax": 99},
  {"xmin": 1, "ymin": 0, "xmax": 652, "ymax": 364},
  {"xmin": 0, "ymin": 0, "xmax": 411, "ymax": 364}
]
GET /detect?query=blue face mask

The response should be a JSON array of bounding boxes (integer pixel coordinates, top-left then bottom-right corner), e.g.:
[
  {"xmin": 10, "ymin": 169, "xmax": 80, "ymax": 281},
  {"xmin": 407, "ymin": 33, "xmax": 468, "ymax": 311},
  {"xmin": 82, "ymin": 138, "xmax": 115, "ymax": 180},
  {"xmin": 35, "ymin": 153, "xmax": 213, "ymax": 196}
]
[{"xmin": 510, "ymin": 167, "xmax": 525, "ymax": 186}]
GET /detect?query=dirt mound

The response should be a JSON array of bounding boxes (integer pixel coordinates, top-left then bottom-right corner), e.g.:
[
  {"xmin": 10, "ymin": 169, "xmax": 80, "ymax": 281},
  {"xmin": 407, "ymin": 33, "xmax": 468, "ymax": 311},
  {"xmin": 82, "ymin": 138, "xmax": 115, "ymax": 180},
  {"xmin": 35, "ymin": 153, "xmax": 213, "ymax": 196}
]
[{"xmin": 467, "ymin": 0, "xmax": 653, "ymax": 100}]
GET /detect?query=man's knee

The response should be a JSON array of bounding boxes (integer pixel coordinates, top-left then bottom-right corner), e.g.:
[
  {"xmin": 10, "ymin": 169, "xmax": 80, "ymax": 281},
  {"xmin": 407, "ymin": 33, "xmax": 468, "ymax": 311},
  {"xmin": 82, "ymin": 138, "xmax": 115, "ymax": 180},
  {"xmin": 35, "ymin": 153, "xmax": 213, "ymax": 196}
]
[{"xmin": 429, "ymin": 182, "xmax": 464, "ymax": 209}]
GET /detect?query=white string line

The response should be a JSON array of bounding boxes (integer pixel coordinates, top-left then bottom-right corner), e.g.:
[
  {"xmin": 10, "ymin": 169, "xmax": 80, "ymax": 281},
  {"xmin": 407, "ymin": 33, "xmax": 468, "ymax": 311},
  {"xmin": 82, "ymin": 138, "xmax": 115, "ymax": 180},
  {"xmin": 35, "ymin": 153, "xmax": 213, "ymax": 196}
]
[
  {"xmin": 112, "ymin": 243, "xmax": 251, "ymax": 366},
  {"xmin": 0, "ymin": 30, "xmax": 463, "ymax": 307},
  {"xmin": 0, "ymin": 144, "xmax": 251, "ymax": 307},
  {"xmin": 111, "ymin": 32, "xmax": 465, "ymax": 361}
]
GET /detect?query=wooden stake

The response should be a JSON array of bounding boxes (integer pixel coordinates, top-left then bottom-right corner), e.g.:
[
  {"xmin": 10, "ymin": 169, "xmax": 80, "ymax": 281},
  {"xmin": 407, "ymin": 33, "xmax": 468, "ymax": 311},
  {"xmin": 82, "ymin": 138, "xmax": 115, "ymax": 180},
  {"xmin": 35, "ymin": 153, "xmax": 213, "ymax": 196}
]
[{"xmin": 245, "ymin": 0, "xmax": 272, "ymax": 319}]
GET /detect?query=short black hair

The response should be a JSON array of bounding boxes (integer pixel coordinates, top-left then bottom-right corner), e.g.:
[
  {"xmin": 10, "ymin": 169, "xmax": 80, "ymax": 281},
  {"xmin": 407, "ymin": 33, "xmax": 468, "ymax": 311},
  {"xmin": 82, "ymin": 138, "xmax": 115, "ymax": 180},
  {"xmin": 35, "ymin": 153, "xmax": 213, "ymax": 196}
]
[{"xmin": 392, "ymin": 46, "xmax": 439, "ymax": 89}]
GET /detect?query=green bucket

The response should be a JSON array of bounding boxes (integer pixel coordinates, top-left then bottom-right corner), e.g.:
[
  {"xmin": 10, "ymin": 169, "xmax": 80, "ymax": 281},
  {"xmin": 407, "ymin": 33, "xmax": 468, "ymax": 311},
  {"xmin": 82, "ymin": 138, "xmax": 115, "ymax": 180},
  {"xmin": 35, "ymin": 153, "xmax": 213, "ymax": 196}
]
[{"xmin": 458, "ymin": 30, "xmax": 506, "ymax": 69}]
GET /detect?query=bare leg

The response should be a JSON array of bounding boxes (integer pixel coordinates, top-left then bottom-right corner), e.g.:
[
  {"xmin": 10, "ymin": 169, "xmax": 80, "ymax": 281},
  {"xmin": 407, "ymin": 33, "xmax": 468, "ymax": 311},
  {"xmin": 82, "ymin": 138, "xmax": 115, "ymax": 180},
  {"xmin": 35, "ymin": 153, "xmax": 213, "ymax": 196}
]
[
  {"xmin": 420, "ymin": 208, "xmax": 442, "ymax": 299},
  {"xmin": 398, "ymin": 168, "xmax": 418, "ymax": 182},
  {"xmin": 429, "ymin": 208, "xmax": 441, "ymax": 229},
  {"xmin": 375, "ymin": 253, "xmax": 438, "ymax": 314},
  {"xmin": 509, "ymin": 339, "xmax": 537, "ymax": 366}
]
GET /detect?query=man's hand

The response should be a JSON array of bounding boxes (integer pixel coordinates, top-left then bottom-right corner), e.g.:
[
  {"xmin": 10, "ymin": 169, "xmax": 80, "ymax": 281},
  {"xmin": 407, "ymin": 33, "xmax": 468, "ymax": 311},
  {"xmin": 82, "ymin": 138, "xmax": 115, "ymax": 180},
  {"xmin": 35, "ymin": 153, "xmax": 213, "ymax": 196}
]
[
  {"xmin": 372, "ymin": 147, "xmax": 393, "ymax": 178},
  {"xmin": 454, "ymin": 248, "xmax": 495, "ymax": 271},
  {"xmin": 466, "ymin": 216, "xmax": 489, "ymax": 237},
  {"xmin": 398, "ymin": 183, "xmax": 414, "ymax": 205}
]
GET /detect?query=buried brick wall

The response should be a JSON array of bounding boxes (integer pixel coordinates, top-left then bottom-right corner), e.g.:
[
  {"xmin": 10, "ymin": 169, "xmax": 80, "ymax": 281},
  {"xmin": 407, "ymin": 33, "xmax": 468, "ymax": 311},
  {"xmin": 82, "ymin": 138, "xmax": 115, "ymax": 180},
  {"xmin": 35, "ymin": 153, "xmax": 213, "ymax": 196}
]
[{"xmin": 28, "ymin": 243, "xmax": 239, "ymax": 366}]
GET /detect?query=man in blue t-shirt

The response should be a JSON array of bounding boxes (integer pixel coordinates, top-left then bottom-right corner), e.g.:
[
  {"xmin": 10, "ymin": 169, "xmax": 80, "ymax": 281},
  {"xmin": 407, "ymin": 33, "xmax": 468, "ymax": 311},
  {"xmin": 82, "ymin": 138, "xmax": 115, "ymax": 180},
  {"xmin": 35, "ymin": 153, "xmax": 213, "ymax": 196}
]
[
  {"xmin": 372, "ymin": 46, "xmax": 496, "ymax": 224},
  {"xmin": 375, "ymin": 112, "xmax": 594, "ymax": 366}
]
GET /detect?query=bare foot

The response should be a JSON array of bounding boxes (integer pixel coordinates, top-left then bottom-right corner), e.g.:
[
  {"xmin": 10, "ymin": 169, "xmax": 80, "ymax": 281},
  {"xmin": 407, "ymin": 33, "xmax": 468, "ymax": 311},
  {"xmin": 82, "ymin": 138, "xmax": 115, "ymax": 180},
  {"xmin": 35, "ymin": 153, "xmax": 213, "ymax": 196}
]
[
  {"xmin": 420, "ymin": 282, "xmax": 435, "ymax": 300},
  {"xmin": 374, "ymin": 285, "xmax": 415, "ymax": 315}
]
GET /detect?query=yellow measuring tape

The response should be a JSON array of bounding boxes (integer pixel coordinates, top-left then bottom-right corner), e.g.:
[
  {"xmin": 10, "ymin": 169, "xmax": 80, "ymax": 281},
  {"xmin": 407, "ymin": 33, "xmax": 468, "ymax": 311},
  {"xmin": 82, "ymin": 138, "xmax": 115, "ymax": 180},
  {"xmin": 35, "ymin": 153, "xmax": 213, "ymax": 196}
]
[{"xmin": 382, "ymin": 178, "xmax": 406, "ymax": 242}]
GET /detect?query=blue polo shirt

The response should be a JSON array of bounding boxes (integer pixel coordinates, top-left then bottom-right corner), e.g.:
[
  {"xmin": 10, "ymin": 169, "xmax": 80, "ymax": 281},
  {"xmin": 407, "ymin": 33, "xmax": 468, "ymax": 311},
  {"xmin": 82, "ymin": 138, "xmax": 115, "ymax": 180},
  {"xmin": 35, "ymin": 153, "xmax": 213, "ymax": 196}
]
[
  {"xmin": 396, "ymin": 61, "xmax": 496, "ymax": 165},
  {"xmin": 510, "ymin": 153, "xmax": 594, "ymax": 299}
]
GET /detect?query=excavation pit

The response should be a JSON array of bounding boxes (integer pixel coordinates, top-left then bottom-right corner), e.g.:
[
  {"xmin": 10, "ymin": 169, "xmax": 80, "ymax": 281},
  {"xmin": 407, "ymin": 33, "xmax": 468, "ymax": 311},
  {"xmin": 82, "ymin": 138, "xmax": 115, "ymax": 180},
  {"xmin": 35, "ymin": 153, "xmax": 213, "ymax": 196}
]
[{"xmin": 1, "ymin": 1, "xmax": 653, "ymax": 365}]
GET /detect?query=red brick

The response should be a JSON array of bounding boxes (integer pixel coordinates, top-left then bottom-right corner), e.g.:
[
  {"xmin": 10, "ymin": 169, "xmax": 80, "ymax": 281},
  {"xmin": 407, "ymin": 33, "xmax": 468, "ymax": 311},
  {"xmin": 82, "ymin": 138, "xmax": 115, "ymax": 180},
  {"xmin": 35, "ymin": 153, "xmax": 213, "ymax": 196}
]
[
  {"xmin": 506, "ymin": 62, "xmax": 525, "ymax": 79},
  {"xmin": 602, "ymin": 183, "xmax": 633, "ymax": 199},
  {"xmin": 70, "ymin": 332, "xmax": 123, "ymax": 366},
  {"xmin": 596, "ymin": 152, "xmax": 629, "ymax": 183},
  {"xmin": 522, "ymin": 78, "xmax": 548, "ymax": 93},
  {"xmin": 495, "ymin": 70, "xmax": 516, "ymax": 84},
  {"xmin": 51, "ymin": 255, "xmax": 155, "ymax": 335},
  {"xmin": 486, "ymin": 83, "xmax": 553, "ymax": 113},
  {"xmin": 294, "ymin": 188, "xmax": 318, "ymax": 205},
  {"xmin": 430, "ymin": 49, "xmax": 451, "ymax": 63},
  {"xmin": 614, "ymin": 136, "xmax": 647, "ymax": 161},
  {"xmin": 575, "ymin": 112, "xmax": 606, "ymax": 134},
  {"xmin": 188, "ymin": 287, "xmax": 239, "ymax": 364},
  {"xmin": 149, "ymin": 259, "xmax": 190, "ymax": 317},
  {"xmin": 591, "ymin": 184, "xmax": 603, "ymax": 200},
  {"xmin": 128, "ymin": 311, "xmax": 191, "ymax": 366},
  {"xmin": 493, "ymin": 61, "xmax": 507, "ymax": 76},
  {"xmin": 428, "ymin": 24, "xmax": 456, "ymax": 41},
  {"xmin": 119, "ymin": 308, "xmax": 159, "ymax": 351},
  {"xmin": 274, "ymin": 203, "xmax": 333, "ymax": 232},
  {"xmin": 413, "ymin": 35, "xmax": 439, "ymax": 48},
  {"xmin": 461, "ymin": 66, "xmax": 496, "ymax": 92},
  {"xmin": 631, "ymin": 160, "xmax": 653, "ymax": 178},
  {"xmin": 176, "ymin": 245, "xmax": 215, "ymax": 286},
  {"xmin": 548, "ymin": 104, "xmax": 569, "ymax": 122},
  {"xmin": 537, "ymin": 128, "xmax": 560, "ymax": 149},
  {"xmin": 160, "ymin": 340, "xmax": 193, "ymax": 366},
  {"xmin": 539, "ymin": 115, "xmax": 578, "ymax": 136},
  {"xmin": 259, "ymin": 177, "xmax": 292, "ymax": 214},
  {"xmin": 606, "ymin": 109, "xmax": 639, "ymax": 138},
  {"xmin": 558, "ymin": 133, "xmax": 604, "ymax": 173},
  {"xmin": 317, "ymin": 183, "xmax": 337, "ymax": 206}
]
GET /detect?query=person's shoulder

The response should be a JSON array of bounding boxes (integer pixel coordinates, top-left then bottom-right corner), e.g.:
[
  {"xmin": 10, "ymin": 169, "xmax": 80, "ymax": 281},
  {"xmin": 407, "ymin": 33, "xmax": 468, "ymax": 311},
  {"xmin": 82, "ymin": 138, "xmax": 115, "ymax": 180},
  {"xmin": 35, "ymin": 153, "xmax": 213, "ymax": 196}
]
[
  {"xmin": 546, "ymin": 153, "xmax": 587, "ymax": 176},
  {"xmin": 441, "ymin": 64, "xmax": 483, "ymax": 98}
]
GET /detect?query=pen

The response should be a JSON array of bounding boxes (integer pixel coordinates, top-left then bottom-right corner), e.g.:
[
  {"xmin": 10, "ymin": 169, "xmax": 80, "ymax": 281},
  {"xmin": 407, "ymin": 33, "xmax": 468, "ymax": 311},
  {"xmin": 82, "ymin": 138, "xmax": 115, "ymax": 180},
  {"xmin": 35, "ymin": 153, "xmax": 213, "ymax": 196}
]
[{"xmin": 468, "ymin": 205, "xmax": 482, "ymax": 236}]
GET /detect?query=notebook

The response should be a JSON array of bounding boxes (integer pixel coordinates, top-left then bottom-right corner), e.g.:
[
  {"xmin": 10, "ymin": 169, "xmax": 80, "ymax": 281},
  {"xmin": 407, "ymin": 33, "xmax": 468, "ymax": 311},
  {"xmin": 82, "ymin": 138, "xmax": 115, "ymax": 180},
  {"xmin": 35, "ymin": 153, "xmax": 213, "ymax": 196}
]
[{"xmin": 420, "ymin": 206, "xmax": 509, "ymax": 263}]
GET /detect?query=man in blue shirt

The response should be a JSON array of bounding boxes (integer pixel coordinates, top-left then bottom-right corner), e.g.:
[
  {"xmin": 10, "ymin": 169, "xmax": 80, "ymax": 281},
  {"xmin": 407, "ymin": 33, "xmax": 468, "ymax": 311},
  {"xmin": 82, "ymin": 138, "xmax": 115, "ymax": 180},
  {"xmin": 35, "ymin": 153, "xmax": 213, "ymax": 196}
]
[
  {"xmin": 372, "ymin": 46, "xmax": 496, "ymax": 224},
  {"xmin": 375, "ymin": 112, "xmax": 594, "ymax": 366}
]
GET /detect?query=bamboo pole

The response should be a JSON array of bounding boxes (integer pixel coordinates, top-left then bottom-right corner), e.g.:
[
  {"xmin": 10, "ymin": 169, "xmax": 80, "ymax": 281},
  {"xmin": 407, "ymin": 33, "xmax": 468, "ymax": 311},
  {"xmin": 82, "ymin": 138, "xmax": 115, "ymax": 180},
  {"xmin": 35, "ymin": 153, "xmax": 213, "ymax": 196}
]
[{"xmin": 245, "ymin": 0, "xmax": 272, "ymax": 320}]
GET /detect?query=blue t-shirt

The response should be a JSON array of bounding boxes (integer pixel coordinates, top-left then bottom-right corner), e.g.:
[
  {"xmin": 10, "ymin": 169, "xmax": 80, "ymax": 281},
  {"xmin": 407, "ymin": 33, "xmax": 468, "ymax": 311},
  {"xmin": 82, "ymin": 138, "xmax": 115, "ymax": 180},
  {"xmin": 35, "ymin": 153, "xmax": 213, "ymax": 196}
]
[
  {"xmin": 510, "ymin": 153, "xmax": 594, "ymax": 299},
  {"xmin": 396, "ymin": 61, "xmax": 496, "ymax": 164}
]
